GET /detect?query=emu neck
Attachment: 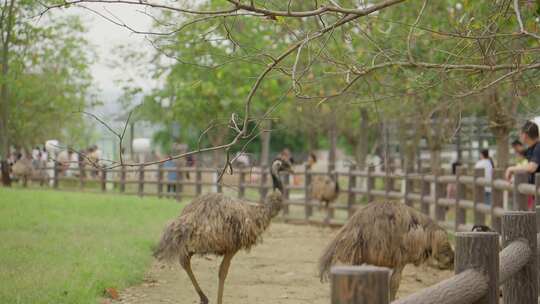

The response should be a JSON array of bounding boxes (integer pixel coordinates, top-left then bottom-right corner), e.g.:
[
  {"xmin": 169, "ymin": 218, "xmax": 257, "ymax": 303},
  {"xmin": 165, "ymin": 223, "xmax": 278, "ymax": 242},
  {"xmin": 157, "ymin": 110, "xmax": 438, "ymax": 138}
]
[{"xmin": 271, "ymin": 170, "xmax": 283, "ymax": 192}]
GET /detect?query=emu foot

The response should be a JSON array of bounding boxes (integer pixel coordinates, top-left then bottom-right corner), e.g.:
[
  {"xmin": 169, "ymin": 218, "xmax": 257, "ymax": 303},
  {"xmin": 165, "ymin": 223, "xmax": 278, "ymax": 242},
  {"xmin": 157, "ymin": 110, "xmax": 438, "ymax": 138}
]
[{"xmin": 199, "ymin": 295, "xmax": 209, "ymax": 304}]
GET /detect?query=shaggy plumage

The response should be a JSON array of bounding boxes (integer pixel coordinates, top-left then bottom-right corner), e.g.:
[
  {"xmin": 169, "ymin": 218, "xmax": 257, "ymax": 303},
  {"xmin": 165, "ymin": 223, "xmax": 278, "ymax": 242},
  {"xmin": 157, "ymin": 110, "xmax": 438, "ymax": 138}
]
[
  {"xmin": 310, "ymin": 175, "xmax": 340, "ymax": 208},
  {"xmin": 11, "ymin": 158, "xmax": 47, "ymax": 187},
  {"xmin": 154, "ymin": 159, "xmax": 292, "ymax": 304},
  {"xmin": 319, "ymin": 201, "xmax": 454, "ymax": 300}
]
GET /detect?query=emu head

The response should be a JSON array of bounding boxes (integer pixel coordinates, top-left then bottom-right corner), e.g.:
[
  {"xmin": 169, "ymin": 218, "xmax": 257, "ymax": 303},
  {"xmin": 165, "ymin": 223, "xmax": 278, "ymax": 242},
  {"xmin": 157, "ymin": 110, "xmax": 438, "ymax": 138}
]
[
  {"xmin": 429, "ymin": 229, "xmax": 454, "ymax": 270},
  {"xmin": 266, "ymin": 159, "xmax": 293, "ymax": 217}
]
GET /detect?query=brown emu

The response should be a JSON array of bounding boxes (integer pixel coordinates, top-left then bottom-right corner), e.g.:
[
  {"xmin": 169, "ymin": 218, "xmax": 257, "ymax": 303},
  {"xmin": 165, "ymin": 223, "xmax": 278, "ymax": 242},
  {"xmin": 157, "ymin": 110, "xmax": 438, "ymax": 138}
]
[
  {"xmin": 154, "ymin": 159, "xmax": 292, "ymax": 304},
  {"xmin": 310, "ymin": 174, "xmax": 339, "ymax": 221},
  {"xmin": 319, "ymin": 201, "xmax": 454, "ymax": 300}
]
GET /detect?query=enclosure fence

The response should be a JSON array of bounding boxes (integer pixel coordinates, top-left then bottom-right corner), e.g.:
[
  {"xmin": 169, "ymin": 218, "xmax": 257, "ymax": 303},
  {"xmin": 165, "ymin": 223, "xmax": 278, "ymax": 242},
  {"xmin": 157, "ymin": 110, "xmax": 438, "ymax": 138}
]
[
  {"xmin": 18, "ymin": 164, "xmax": 540, "ymax": 303},
  {"xmin": 28, "ymin": 163, "xmax": 540, "ymax": 233}
]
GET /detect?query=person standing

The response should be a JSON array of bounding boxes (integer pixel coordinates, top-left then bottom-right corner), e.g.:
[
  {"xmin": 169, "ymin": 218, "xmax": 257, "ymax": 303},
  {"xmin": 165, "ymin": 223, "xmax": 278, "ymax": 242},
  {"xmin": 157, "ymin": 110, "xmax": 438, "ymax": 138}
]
[
  {"xmin": 163, "ymin": 156, "xmax": 177, "ymax": 193},
  {"xmin": 475, "ymin": 150, "xmax": 494, "ymax": 205},
  {"xmin": 511, "ymin": 139, "xmax": 528, "ymax": 165},
  {"xmin": 506, "ymin": 121, "xmax": 540, "ymax": 209}
]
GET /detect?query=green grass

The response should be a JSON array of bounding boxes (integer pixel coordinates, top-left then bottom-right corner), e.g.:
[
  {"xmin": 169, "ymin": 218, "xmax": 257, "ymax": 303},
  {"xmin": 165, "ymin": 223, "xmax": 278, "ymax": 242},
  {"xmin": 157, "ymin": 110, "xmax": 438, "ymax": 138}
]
[{"xmin": 0, "ymin": 188, "xmax": 184, "ymax": 304}]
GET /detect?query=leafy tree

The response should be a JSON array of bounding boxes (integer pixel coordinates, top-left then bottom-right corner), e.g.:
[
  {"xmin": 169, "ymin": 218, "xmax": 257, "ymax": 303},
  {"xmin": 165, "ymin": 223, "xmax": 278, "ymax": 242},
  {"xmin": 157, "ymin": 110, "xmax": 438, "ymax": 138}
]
[{"xmin": 0, "ymin": 1, "xmax": 96, "ymax": 184}]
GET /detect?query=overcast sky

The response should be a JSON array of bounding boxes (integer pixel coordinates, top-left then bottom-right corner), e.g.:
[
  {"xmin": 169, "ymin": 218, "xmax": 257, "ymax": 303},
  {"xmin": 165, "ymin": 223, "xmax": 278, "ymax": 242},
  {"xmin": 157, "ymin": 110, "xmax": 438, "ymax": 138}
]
[{"xmin": 63, "ymin": 4, "xmax": 158, "ymax": 119}]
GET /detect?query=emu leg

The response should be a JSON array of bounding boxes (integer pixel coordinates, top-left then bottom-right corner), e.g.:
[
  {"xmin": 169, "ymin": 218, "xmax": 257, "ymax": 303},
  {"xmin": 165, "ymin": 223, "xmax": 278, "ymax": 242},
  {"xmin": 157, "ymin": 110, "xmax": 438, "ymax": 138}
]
[
  {"xmin": 389, "ymin": 266, "xmax": 404, "ymax": 300},
  {"xmin": 217, "ymin": 252, "xmax": 235, "ymax": 304},
  {"xmin": 181, "ymin": 255, "xmax": 208, "ymax": 304},
  {"xmin": 324, "ymin": 202, "xmax": 331, "ymax": 224}
]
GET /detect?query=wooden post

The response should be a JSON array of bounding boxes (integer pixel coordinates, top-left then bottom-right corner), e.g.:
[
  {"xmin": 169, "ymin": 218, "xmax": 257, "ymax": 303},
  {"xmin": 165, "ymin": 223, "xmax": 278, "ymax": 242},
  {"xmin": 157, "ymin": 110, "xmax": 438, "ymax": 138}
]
[
  {"xmin": 283, "ymin": 172, "xmax": 290, "ymax": 216},
  {"xmin": 403, "ymin": 168, "xmax": 412, "ymax": 207},
  {"xmin": 157, "ymin": 164, "xmax": 163, "ymax": 198},
  {"xmin": 502, "ymin": 211, "xmax": 538, "ymax": 303},
  {"xmin": 347, "ymin": 165, "xmax": 357, "ymax": 218},
  {"xmin": 366, "ymin": 166, "xmax": 374, "ymax": 203},
  {"xmin": 384, "ymin": 168, "xmax": 391, "ymax": 201},
  {"xmin": 434, "ymin": 173, "xmax": 446, "ymax": 223},
  {"xmin": 238, "ymin": 169, "xmax": 246, "ymax": 199},
  {"xmin": 79, "ymin": 163, "xmax": 85, "ymax": 189},
  {"xmin": 331, "ymin": 266, "xmax": 390, "ymax": 304},
  {"xmin": 473, "ymin": 168, "xmax": 486, "ymax": 225},
  {"xmin": 535, "ymin": 172, "xmax": 540, "ymax": 208},
  {"xmin": 196, "ymin": 166, "xmax": 202, "ymax": 196},
  {"xmin": 491, "ymin": 169, "xmax": 504, "ymax": 233},
  {"xmin": 420, "ymin": 174, "xmax": 430, "ymax": 215},
  {"xmin": 138, "ymin": 165, "xmax": 144, "ymax": 197},
  {"xmin": 455, "ymin": 232, "xmax": 499, "ymax": 304},
  {"xmin": 119, "ymin": 166, "xmax": 126, "ymax": 193},
  {"xmin": 100, "ymin": 168, "xmax": 107, "ymax": 192},
  {"xmin": 53, "ymin": 163, "xmax": 59, "ymax": 189},
  {"xmin": 259, "ymin": 166, "xmax": 268, "ymax": 199},
  {"xmin": 217, "ymin": 171, "xmax": 223, "ymax": 194},
  {"xmin": 328, "ymin": 171, "xmax": 336, "ymax": 221},
  {"xmin": 513, "ymin": 171, "xmax": 529, "ymax": 211},
  {"xmin": 454, "ymin": 167, "xmax": 466, "ymax": 232},
  {"xmin": 304, "ymin": 164, "xmax": 312, "ymax": 219},
  {"xmin": 175, "ymin": 165, "xmax": 183, "ymax": 202}
]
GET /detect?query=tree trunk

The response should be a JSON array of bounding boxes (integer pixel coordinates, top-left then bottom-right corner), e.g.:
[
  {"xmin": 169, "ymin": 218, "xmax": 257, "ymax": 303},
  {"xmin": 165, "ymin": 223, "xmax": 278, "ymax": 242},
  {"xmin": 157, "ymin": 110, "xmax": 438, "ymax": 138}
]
[
  {"xmin": 355, "ymin": 108, "xmax": 369, "ymax": 170},
  {"xmin": 260, "ymin": 120, "xmax": 271, "ymax": 166},
  {"xmin": 429, "ymin": 148, "xmax": 441, "ymax": 175},
  {"xmin": 328, "ymin": 117, "xmax": 337, "ymax": 172},
  {"xmin": 493, "ymin": 128, "xmax": 509, "ymax": 168},
  {"xmin": 0, "ymin": 0, "xmax": 16, "ymax": 186}
]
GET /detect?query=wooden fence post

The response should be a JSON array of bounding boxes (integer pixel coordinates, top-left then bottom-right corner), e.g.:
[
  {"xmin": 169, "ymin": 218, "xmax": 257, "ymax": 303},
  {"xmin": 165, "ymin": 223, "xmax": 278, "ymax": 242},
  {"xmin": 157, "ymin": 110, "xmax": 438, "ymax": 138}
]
[
  {"xmin": 259, "ymin": 166, "xmax": 268, "ymax": 199},
  {"xmin": 331, "ymin": 265, "xmax": 390, "ymax": 304},
  {"xmin": 175, "ymin": 164, "xmax": 183, "ymax": 202},
  {"xmin": 473, "ymin": 168, "xmax": 486, "ymax": 225},
  {"xmin": 283, "ymin": 172, "xmax": 290, "ymax": 215},
  {"xmin": 420, "ymin": 174, "xmax": 430, "ymax": 215},
  {"xmin": 196, "ymin": 166, "xmax": 202, "ymax": 196},
  {"xmin": 100, "ymin": 168, "xmax": 107, "ymax": 193},
  {"xmin": 157, "ymin": 164, "xmax": 163, "ymax": 198},
  {"xmin": 53, "ymin": 163, "xmax": 59, "ymax": 189},
  {"xmin": 347, "ymin": 165, "xmax": 357, "ymax": 218},
  {"xmin": 491, "ymin": 169, "xmax": 504, "ymax": 233},
  {"xmin": 217, "ymin": 171, "xmax": 223, "ymax": 194},
  {"xmin": 502, "ymin": 211, "xmax": 538, "ymax": 304},
  {"xmin": 455, "ymin": 167, "xmax": 466, "ymax": 232},
  {"xmin": 238, "ymin": 169, "xmax": 246, "ymax": 199},
  {"xmin": 119, "ymin": 165, "xmax": 126, "ymax": 193},
  {"xmin": 513, "ymin": 171, "xmax": 529, "ymax": 211},
  {"xmin": 384, "ymin": 168, "xmax": 391, "ymax": 201},
  {"xmin": 366, "ymin": 166, "xmax": 374, "ymax": 203},
  {"xmin": 138, "ymin": 165, "xmax": 144, "ymax": 197},
  {"xmin": 535, "ymin": 172, "xmax": 540, "ymax": 208},
  {"xmin": 455, "ymin": 232, "xmax": 499, "ymax": 304},
  {"xmin": 434, "ymin": 173, "xmax": 446, "ymax": 223},
  {"xmin": 79, "ymin": 163, "xmax": 85, "ymax": 189},
  {"xmin": 305, "ymin": 164, "xmax": 312, "ymax": 218},
  {"xmin": 403, "ymin": 168, "xmax": 412, "ymax": 207}
]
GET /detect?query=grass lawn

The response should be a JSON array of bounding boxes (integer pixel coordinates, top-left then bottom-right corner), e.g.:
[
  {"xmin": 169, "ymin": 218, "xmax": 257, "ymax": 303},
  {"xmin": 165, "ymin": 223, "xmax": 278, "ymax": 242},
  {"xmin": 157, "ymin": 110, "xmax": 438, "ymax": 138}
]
[{"xmin": 0, "ymin": 188, "xmax": 184, "ymax": 304}]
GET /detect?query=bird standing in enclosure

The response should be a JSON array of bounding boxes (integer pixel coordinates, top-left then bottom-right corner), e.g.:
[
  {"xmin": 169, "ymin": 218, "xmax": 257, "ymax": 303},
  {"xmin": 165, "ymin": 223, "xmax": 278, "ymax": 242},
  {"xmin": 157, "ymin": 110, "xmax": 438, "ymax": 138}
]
[
  {"xmin": 310, "ymin": 173, "xmax": 340, "ymax": 222},
  {"xmin": 154, "ymin": 158, "xmax": 292, "ymax": 304},
  {"xmin": 319, "ymin": 201, "xmax": 454, "ymax": 300}
]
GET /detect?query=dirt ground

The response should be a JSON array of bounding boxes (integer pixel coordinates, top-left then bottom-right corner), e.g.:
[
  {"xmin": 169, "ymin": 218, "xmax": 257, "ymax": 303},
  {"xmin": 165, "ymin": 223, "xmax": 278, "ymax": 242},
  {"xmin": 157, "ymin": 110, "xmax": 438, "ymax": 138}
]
[{"xmin": 112, "ymin": 223, "xmax": 453, "ymax": 304}]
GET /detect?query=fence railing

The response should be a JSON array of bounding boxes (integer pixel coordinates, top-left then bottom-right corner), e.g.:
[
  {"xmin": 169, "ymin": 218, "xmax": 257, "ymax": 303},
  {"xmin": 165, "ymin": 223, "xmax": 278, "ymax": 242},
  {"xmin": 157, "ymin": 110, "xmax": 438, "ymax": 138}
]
[
  {"xmin": 20, "ymin": 164, "xmax": 540, "ymax": 232},
  {"xmin": 17, "ymin": 163, "xmax": 540, "ymax": 303}
]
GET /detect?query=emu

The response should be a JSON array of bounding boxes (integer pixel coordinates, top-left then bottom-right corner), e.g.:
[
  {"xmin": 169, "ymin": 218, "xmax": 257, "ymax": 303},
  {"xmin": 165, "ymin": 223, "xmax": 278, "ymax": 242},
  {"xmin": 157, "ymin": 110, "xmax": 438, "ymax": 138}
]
[
  {"xmin": 310, "ymin": 174, "xmax": 339, "ymax": 221},
  {"xmin": 319, "ymin": 201, "xmax": 454, "ymax": 300},
  {"xmin": 154, "ymin": 158, "xmax": 292, "ymax": 304}
]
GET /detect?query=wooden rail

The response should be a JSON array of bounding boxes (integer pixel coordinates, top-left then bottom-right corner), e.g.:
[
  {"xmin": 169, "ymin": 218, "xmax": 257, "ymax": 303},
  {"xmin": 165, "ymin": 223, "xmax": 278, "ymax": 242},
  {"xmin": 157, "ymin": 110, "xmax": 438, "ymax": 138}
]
[{"xmin": 20, "ymin": 164, "xmax": 540, "ymax": 234}]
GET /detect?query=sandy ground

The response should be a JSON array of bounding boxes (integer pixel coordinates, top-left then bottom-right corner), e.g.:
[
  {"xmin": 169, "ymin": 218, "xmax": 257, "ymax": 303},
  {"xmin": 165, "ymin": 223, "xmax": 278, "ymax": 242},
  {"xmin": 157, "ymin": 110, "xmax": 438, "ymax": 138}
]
[{"xmin": 112, "ymin": 223, "xmax": 453, "ymax": 304}]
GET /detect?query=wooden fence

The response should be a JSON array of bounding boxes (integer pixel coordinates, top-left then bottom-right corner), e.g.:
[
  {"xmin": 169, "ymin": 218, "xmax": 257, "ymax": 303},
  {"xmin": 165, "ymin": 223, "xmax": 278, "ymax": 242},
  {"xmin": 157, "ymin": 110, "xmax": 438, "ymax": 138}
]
[
  {"xmin": 23, "ymin": 164, "xmax": 540, "ymax": 232},
  {"xmin": 330, "ymin": 209, "xmax": 540, "ymax": 303}
]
